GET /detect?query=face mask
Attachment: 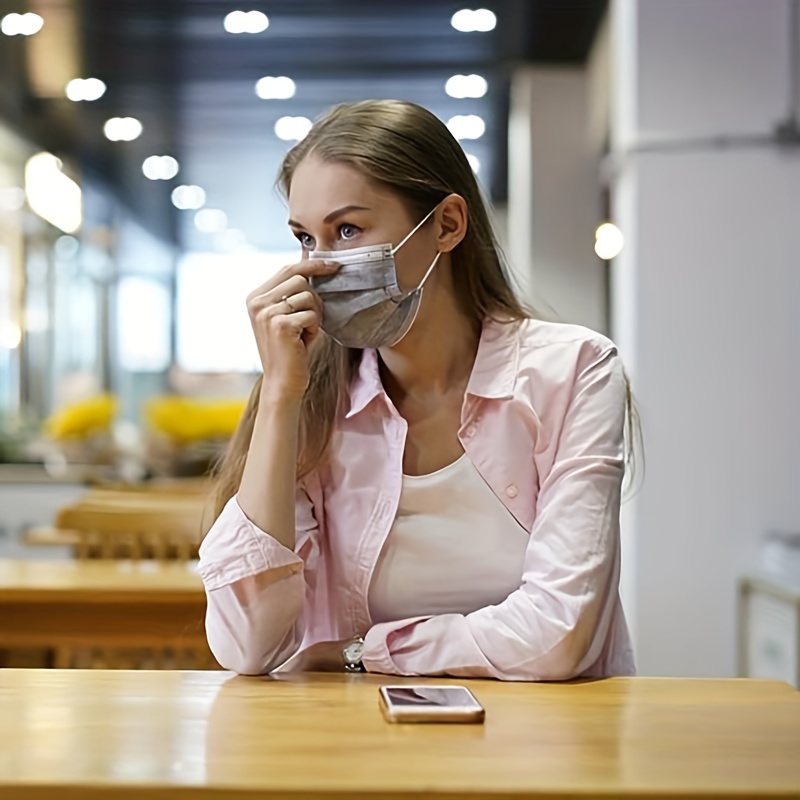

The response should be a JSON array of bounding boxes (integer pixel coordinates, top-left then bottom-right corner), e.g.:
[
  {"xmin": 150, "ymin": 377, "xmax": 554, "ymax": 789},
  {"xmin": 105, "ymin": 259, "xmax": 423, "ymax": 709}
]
[{"xmin": 309, "ymin": 206, "xmax": 441, "ymax": 349}]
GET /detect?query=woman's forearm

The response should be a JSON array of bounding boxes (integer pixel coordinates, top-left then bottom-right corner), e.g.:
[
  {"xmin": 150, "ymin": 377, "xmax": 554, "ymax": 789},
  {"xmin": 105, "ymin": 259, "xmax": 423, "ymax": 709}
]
[{"xmin": 236, "ymin": 390, "xmax": 301, "ymax": 549}]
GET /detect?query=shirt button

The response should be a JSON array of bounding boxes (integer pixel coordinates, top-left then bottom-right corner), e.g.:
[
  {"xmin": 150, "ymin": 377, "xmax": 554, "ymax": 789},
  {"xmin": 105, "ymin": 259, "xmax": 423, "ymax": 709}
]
[
  {"xmin": 465, "ymin": 424, "xmax": 477, "ymax": 438},
  {"xmin": 505, "ymin": 484, "xmax": 518, "ymax": 499}
]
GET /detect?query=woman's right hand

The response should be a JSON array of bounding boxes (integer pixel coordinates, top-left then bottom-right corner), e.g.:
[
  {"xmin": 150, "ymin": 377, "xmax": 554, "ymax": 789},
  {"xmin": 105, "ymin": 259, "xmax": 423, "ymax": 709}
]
[{"xmin": 246, "ymin": 259, "xmax": 339, "ymax": 405}]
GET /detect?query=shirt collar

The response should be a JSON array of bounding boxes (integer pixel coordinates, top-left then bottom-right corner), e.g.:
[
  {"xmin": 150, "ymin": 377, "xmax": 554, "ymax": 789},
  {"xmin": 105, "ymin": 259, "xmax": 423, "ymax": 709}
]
[
  {"xmin": 465, "ymin": 317, "xmax": 519, "ymax": 400},
  {"xmin": 345, "ymin": 348, "xmax": 384, "ymax": 419},
  {"xmin": 344, "ymin": 317, "xmax": 520, "ymax": 419}
]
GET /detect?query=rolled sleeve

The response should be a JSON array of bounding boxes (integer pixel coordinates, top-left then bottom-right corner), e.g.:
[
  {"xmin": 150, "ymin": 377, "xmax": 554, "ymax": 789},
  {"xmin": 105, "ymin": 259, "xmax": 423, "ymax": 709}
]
[
  {"xmin": 198, "ymin": 497, "xmax": 304, "ymax": 591},
  {"xmin": 199, "ymin": 487, "xmax": 321, "ymax": 675}
]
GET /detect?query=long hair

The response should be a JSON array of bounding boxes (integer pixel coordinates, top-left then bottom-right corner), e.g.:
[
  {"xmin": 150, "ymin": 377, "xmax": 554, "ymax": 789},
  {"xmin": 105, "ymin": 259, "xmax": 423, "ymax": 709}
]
[{"xmin": 211, "ymin": 100, "xmax": 640, "ymax": 519}]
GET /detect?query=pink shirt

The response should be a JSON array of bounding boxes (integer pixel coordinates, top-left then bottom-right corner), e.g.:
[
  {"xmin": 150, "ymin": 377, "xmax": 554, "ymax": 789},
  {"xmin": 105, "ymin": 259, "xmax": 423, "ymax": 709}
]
[{"xmin": 198, "ymin": 318, "xmax": 636, "ymax": 681}]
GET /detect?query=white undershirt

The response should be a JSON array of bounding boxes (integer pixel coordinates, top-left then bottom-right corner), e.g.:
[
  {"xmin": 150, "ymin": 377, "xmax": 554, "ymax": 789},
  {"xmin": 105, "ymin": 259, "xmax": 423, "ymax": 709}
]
[{"xmin": 368, "ymin": 454, "xmax": 530, "ymax": 625}]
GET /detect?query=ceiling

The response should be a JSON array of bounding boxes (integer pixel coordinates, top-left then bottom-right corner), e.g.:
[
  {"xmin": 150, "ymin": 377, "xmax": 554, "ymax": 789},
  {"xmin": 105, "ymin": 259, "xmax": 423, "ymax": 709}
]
[{"xmin": 5, "ymin": 0, "xmax": 607, "ymax": 254}]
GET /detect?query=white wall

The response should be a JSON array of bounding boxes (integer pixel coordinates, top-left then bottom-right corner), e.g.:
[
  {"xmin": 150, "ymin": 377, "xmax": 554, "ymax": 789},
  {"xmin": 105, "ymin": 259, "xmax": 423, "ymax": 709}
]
[
  {"xmin": 611, "ymin": 0, "xmax": 800, "ymax": 677},
  {"xmin": 508, "ymin": 67, "xmax": 606, "ymax": 333}
]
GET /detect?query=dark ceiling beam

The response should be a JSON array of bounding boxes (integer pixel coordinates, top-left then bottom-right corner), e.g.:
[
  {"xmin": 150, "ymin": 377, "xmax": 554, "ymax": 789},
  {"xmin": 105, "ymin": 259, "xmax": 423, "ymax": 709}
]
[{"xmin": 524, "ymin": 0, "xmax": 608, "ymax": 62}]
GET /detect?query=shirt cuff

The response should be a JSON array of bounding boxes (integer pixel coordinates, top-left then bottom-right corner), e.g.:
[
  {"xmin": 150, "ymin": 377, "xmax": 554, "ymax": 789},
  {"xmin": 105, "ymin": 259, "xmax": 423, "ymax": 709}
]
[
  {"xmin": 362, "ymin": 617, "xmax": 429, "ymax": 675},
  {"xmin": 198, "ymin": 496, "xmax": 303, "ymax": 591}
]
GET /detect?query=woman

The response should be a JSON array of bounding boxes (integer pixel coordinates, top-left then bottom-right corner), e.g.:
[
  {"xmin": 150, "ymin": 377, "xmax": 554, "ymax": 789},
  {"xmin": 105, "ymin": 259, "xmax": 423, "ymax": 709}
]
[{"xmin": 199, "ymin": 99, "xmax": 637, "ymax": 680}]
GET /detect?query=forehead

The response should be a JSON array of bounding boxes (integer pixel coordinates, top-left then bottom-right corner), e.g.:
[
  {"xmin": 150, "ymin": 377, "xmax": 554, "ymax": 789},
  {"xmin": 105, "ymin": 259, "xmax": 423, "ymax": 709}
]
[{"xmin": 287, "ymin": 156, "xmax": 399, "ymax": 220}]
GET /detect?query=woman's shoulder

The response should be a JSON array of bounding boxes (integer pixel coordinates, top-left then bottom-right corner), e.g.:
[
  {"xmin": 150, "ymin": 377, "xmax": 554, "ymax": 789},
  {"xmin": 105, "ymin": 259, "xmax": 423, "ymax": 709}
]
[{"xmin": 492, "ymin": 316, "xmax": 618, "ymax": 365}]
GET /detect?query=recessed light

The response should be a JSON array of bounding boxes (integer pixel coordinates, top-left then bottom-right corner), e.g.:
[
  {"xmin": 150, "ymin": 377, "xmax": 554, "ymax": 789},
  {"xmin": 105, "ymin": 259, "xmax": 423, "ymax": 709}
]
[
  {"xmin": 446, "ymin": 115, "xmax": 486, "ymax": 140},
  {"xmin": 66, "ymin": 78, "xmax": 107, "ymax": 101},
  {"xmin": 172, "ymin": 185, "xmax": 206, "ymax": 210},
  {"xmin": 445, "ymin": 74, "xmax": 487, "ymax": 99},
  {"xmin": 451, "ymin": 9, "xmax": 496, "ymax": 33},
  {"xmin": 1, "ymin": 12, "xmax": 44, "ymax": 36},
  {"xmin": 104, "ymin": 117, "xmax": 143, "ymax": 141},
  {"xmin": 142, "ymin": 156, "xmax": 179, "ymax": 181},
  {"xmin": 224, "ymin": 10, "xmax": 269, "ymax": 34},
  {"xmin": 274, "ymin": 116, "xmax": 312, "ymax": 142},
  {"xmin": 255, "ymin": 76, "xmax": 296, "ymax": 100}
]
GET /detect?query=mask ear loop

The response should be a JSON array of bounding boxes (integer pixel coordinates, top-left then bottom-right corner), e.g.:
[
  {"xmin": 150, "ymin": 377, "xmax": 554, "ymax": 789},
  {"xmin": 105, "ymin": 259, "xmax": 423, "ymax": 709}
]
[
  {"xmin": 414, "ymin": 250, "xmax": 442, "ymax": 292},
  {"xmin": 390, "ymin": 203, "xmax": 442, "ymax": 297},
  {"xmin": 391, "ymin": 204, "xmax": 439, "ymax": 255}
]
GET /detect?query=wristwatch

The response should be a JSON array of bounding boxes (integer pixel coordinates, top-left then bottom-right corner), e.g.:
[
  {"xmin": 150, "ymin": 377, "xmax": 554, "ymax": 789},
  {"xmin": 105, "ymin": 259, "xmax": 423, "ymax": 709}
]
[{"xmin": 342, "ymin": 636, "xmax": 366, "ymax": 673}]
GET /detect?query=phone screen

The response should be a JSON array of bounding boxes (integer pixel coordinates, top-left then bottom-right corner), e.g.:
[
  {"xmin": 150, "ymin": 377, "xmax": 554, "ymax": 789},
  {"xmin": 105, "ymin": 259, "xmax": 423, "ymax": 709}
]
[{"xmin": 383, "ymin": 686, "xmax": 481, "ymax": 708}]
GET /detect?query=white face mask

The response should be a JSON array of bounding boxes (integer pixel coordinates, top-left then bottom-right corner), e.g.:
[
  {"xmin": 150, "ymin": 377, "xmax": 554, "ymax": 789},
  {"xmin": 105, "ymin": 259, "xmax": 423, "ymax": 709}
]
[{"xmin": 309, "ymin": 206, "xmax": 441, "ymax": 349}]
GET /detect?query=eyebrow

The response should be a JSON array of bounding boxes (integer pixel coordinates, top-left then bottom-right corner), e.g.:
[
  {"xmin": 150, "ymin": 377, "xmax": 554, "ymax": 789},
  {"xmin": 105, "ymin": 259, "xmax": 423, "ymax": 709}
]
[{"xmin": 288, "ymin": 204, "xmax": 371, "ymax": 229}]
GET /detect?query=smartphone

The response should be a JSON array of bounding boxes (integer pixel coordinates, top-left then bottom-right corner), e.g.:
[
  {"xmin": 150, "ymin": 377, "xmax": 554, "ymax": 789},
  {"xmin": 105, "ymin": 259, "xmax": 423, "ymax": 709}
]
[{"xmin": 379, "ymin": 685, "xmax": 485, "ymax": 724}]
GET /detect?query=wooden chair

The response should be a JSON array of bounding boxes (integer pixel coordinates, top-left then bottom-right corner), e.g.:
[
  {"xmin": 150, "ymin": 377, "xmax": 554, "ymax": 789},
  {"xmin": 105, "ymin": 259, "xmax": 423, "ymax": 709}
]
[
  {"xmin": 55, "ymin": 493, "xmax": 209, "ymax": 561},
  {"xmin": 45, "ymin": 492, "xmax": 219, "ymax": 669},
  {"xmin": 88, "ymin": 477, "xmax": 210, "ymax": 495}
]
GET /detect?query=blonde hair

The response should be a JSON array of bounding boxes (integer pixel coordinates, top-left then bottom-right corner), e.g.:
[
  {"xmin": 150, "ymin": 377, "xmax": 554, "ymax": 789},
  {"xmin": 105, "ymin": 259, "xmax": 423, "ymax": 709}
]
[{"xmin": 211, "ymin": 100, "xmax": 640, "ymax": 518}]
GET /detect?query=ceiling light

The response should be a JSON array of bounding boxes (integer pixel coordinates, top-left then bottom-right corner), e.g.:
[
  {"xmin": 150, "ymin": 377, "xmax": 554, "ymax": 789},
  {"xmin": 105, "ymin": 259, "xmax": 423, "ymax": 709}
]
[
  {"xmin": 274, "ymin": 116, "xmax": 312, "ymax": 142},
  {"xmin": 194, "ymin": 209, "xmax": 228, "ymax": 233},
  {"xmin": 0, "ymin": 187, "xmax": 25, "ymax": 211},
  {"xmin": 142, "ymin": 156, "xmax": 179, "ymax": 181},
  {"xmin": 255, "ymin": 76, "xmax": 296, "ymax": 100},
  {"xmin": 25, "ymin": 153, "xmax": 82, "ymax": 233},
  {"xmin": 65, "ymin": 77, "xmax": 106, "ymax": 102},
  {"xmin": 594, "ymin": 223, "xmax": 624, "ymax": 260},
  {"xmin": 445, "ymin": 74, "xmax": 488, "ymax": 99},
  {"xmin": 224, "ymin": 10, "xmax": 269, "ymax": 34},
  {"xmin": 171, "ymin": 185, "xmax": 206, "ymax": 210},
  {"xmin": 451, "ymin": 8, "xmax": 496, "ymax": 33},
  {"xmin": 104, "ymin": 117, "xmax": 143, "ymax": 141},
  {"xmin": 1, "ymin": 12, "xmax": 44, "ymax": 36},
  {"xmin": 465, "ymin": 153, "xmax": 481, "ymax": 174},
  {"xmin": 447, "ymin": 114, "xmax": 485, "ymax": 140},
  {"xmin": 451, "ymin": 8, "xmax": 497, "ymax": 33}
]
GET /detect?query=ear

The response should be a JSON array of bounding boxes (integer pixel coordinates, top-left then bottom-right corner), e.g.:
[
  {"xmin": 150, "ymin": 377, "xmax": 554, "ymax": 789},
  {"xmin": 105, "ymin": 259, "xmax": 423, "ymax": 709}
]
[{"xmin": 434, "ymin": 194, "xmax": 468, "ymax": 253}]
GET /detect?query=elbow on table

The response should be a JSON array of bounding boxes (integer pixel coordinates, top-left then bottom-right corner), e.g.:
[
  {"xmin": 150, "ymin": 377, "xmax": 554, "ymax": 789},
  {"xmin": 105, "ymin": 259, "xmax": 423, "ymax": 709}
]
[
  {"xmin": 202, "ymin": 567, "xmax": 306, "ymax": 676},
  {"xmin": 481, "ymin": 618, "xmax": 595, "ymax": 682},
  {"xmin": 204, "ymin": 592, "xmax": 305, "ymax": 676},
  {"xmin": 523, "ymin": 623, "xmax": 598, "ymax": 682},
  {"xmin": 207, "ymin": 631, "xmax": 298, "ymax": 676},
  {"xmin": 206, "ymin": 632, "xmax": 269, "ymax": 676}
]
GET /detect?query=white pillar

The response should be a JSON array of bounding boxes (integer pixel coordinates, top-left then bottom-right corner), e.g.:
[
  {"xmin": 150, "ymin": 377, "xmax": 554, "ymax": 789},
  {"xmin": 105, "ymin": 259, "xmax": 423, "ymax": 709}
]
[
  {"xmin": 611, "ymin": 0, "xmax": 800, "ymax": 677},
  {"xmin": 508, "ymin": 67, "xmax": 607, "ymax": 333}
]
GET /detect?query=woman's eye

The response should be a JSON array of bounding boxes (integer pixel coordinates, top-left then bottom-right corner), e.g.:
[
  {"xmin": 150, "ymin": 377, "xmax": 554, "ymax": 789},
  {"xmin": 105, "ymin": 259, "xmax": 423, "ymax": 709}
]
[
  {"xmin": 339, "ymin": 224, "xmax": 360, "ymax": 240},
  {"xmin": 297, "ymin": 233, "xmax": 315, "ymax": 249}
]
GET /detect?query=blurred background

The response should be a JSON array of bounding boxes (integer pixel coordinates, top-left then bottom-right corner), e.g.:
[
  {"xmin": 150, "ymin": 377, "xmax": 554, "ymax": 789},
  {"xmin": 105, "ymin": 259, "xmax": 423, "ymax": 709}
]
[{"xmin": 0, "ymin": 0, "xmax": 798, "ymax": 682}]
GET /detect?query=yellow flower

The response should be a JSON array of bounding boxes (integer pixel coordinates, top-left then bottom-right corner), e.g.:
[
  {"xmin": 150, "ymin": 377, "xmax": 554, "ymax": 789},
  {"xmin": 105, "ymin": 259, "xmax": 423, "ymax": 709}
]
[
  {"xmin": 43, "ymin": 394, "xmax": 118, "ymax": 440},
  {"xmin": 144, "ymin": 396, "xmax": 247, "ymax": 444}
]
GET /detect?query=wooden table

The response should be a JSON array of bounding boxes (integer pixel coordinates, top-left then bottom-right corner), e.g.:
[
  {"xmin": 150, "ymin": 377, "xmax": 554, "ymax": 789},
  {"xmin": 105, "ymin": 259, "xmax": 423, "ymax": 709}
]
[
  {"xmin": 0, "ymin": 559, "xmax": 210, "ymax": 665},
  {"xmin": 0, "ymin": 670, "xmax": 797, "ymax": 799}
]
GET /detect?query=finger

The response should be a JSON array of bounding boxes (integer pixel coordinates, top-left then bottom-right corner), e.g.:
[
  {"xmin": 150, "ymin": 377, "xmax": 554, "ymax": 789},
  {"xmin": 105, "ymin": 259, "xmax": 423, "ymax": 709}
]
[
  {"xmin": 281, "ymin": 290, "xmax": 319, "ymax": 315},
  {"xmin": 269, "ymin": 259, "xmax": 339, "ymax": 295},
  {"xmin": 268, "ymin": 282, "xmax": 325, "ymax": 323},
  {"xmin": 248, "ymin": 275, "xmax": 305, "ymax": 314},
  {"xmin": 275, "ymin": 308, "xmax": 319, "ymax": 338},
  {"xmin": 247, "ymin": 260, "xmax": 338, "ymax": 304},
  {"xmin": 272, "ymin": 274, "xmax": 315, "ymax": 305},
  {"xmin": 291, "ymin": 259, "xmax": 340, "ymax": 280}
]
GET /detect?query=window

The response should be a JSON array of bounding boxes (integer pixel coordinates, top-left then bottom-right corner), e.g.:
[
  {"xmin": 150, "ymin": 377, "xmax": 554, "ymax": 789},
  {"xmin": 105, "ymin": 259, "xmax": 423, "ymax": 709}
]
[
  {"xmin": 176, "ymin": 251, "xmax": 295, "ymax": 372},
  {"xmin": 116, "ymin": 276, "xmax": 172, "ymax": 372}
]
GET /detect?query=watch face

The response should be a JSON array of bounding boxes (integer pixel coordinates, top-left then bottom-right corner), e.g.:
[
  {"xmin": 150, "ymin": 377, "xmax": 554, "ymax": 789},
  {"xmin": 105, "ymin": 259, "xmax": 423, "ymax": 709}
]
[{"xmin": 344, "ymin": 640, "xmax": 364, "ymax": 663}]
